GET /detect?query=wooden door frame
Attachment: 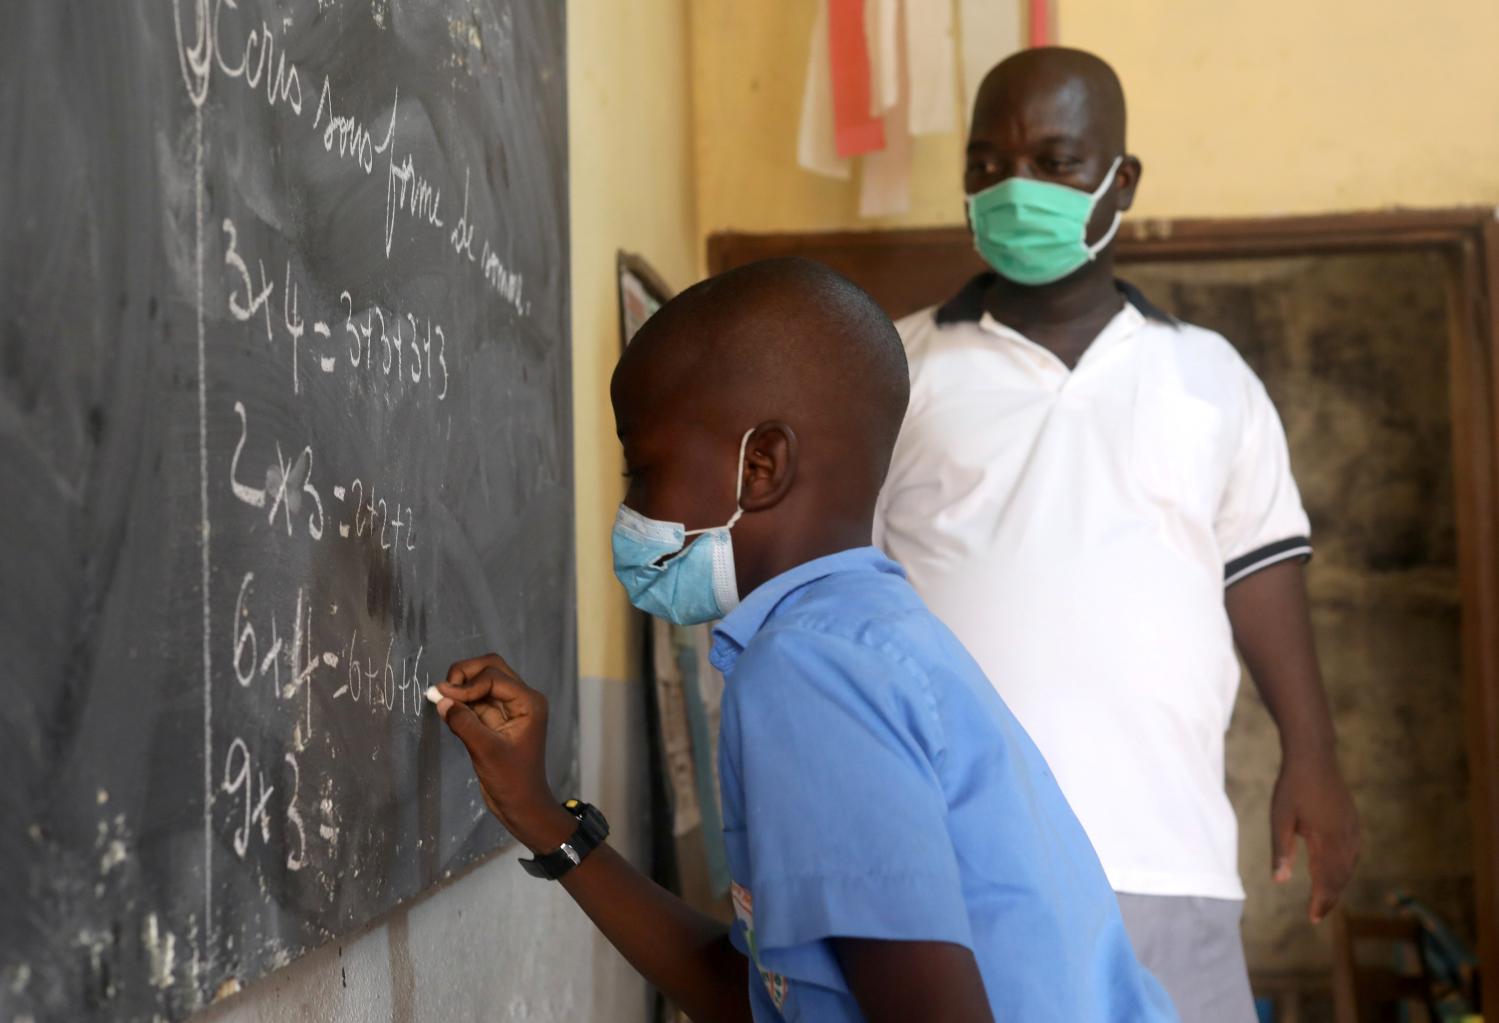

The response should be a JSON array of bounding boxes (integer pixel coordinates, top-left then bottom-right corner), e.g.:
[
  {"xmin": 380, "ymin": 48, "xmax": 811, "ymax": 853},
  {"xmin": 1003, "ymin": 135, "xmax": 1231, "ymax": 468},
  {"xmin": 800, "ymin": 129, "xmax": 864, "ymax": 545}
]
[{"xmin": 710, "ymin": 209, "xmax": 1499, "ymax": 992}]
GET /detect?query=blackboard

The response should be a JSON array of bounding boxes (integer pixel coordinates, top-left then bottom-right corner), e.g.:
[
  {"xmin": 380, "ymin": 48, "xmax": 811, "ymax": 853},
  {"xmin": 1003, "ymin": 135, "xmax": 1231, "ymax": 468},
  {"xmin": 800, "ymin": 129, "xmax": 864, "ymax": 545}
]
[{"xmin": 0, "ymin": 2, "xmax": 574, "ymax": 1019}]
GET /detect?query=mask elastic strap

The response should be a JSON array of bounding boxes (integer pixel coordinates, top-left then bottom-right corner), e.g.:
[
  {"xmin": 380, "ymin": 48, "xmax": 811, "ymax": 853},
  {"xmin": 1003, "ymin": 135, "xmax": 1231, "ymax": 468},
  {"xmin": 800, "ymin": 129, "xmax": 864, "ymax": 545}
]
[
  {"xmin": 684, "ymin": 428, "xmax": 754, "ymax": 535},
  {"xmin": 1089, "ymin": 155, "xmax": 1124, "ymax": 200},
  {"xmin": 1087, "ymin": 212, "xmax": 1123, "ymax": 258},
  {"xmin": 1084, "ymin": 155, "xmax": 1125, "ymax": 260}
]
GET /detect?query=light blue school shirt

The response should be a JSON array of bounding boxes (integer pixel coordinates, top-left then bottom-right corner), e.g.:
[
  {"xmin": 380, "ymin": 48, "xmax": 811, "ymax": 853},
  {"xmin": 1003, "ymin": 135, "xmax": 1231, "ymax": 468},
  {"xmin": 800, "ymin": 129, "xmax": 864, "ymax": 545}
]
[{"xmin": 711, "ymin": 547, "xmax": 1178, "ymax": 1023}]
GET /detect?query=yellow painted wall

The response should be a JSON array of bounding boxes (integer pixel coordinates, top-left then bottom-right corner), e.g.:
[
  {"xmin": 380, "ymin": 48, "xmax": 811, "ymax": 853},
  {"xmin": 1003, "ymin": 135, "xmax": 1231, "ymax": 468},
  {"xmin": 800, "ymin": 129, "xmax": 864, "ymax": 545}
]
[
  {"xmin": 572, "ymin": 2, "xmax": 1499, "ymax": 672},
  {"xmin": 567, "ymin": 0, "xmax": 1499, "ymax": 678},
  {"xmin": 1065, "ymin": 0, "xmax": 1499, "ymax": 218},
  {"xmin": 688, "ymin": 1, "xmax": 967, "ymax": 236},
  {"xmin": 690, "ymin": 1, "xmax": 1499, "ymax": 235},
  {"xmin": 569, "ymin": 0, "xmax": 698, "ymax": 681}
]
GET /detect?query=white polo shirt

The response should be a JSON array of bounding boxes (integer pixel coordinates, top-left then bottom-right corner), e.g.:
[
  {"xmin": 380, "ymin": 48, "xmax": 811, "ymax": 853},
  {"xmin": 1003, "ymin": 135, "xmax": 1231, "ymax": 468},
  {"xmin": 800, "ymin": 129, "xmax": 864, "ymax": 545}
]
[{"xmin": 874, "ymin": 275, "xmax": 1311, "ymax": 900}]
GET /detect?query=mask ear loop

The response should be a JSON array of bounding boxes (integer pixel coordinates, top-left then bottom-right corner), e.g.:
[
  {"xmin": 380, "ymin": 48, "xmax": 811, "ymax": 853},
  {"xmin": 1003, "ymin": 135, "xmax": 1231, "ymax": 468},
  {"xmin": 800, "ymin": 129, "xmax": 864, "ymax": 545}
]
[
  {"xmin": 684, "ymin": 428, "xmax": 754, "ymax": 536},
  {"xmin": 1085, "ymin": 156, "xmax": 1125, "ymax": 259},
  {"xmin": 723, "ymin": 428, "xmax": 753, "ymax": 528}
]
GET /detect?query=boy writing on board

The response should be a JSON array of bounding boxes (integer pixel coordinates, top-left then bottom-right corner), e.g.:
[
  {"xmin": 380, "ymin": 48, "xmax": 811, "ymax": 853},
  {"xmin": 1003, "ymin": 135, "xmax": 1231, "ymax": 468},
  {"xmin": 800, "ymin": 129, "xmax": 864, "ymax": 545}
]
[{"xmin": 432, "ymin": 259, "xmax": 1177, "ymax": 1022}]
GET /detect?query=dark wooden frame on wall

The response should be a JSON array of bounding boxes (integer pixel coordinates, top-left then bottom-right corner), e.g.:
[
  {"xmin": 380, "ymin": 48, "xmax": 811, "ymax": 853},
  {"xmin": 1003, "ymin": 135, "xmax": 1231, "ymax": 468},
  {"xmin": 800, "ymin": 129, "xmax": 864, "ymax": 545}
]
[
  {"xmin": 617, "ymin": 250, "xmax": 676, "ymax": 349},
  {"xmin": 711, "ymin": 209, "xmax": 1499, "ymax": 996}
]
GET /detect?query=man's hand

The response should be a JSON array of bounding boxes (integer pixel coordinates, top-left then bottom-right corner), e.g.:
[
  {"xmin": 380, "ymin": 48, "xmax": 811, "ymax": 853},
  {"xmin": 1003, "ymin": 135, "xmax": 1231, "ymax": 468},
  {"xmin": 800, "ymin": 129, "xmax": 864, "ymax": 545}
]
[
  {"xmin": 1226, "ymin": 560, "xmax": 1361, "ymax": 926},
  {"xmin": 1270, "ymin": 749, "xmax": 1360, "ymax": 923},
  {"xmin": 436, "ymin": 653, "xmax": 573, "ymax": 852}
]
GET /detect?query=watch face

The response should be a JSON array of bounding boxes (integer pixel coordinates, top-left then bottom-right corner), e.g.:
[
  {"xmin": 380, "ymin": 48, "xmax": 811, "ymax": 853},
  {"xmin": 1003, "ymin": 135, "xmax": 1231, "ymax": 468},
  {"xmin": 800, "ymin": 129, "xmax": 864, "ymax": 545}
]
[
  {"xmin": 579, "ymin": 804, "xmax": 609, "ymax": 841},
  {"xmin": 562, "ymin": 843, "xmax": 581, "ymax": 865}
]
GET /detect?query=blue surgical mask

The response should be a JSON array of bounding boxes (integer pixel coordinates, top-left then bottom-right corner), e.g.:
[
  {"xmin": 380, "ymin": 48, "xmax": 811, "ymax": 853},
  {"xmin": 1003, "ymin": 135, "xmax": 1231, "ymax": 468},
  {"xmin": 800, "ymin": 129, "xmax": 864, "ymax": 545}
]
[{"xmin": 611, "ymin": 429, "xmax": 753, "ymax": 625}]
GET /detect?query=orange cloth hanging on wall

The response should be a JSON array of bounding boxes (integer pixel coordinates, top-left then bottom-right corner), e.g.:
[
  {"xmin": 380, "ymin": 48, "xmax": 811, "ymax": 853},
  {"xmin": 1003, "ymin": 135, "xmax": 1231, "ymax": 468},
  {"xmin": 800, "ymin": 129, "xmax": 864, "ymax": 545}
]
[
  {"xmin": 827, "ymin": 0, "xmax": 887, "ymax": 157},
  {"xmin": 1028, "ymin": 0, "xmax": 1055, "ymax": 47}
]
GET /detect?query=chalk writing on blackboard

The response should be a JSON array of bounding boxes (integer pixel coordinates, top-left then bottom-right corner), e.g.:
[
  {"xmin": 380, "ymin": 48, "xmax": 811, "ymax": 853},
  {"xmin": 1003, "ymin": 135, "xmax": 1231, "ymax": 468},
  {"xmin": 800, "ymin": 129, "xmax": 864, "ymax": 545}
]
[{"xmin": 0, "ymin": 2, "xmax": 572, "ymax": 1018}]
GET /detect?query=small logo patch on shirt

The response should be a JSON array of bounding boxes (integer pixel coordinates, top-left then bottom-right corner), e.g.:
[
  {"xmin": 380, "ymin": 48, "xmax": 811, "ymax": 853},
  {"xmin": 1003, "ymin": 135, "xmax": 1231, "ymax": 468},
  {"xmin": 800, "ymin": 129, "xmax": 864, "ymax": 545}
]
[{"xmin": 731, "ymin": 881, "xmax": 789, "ymax": 1012}]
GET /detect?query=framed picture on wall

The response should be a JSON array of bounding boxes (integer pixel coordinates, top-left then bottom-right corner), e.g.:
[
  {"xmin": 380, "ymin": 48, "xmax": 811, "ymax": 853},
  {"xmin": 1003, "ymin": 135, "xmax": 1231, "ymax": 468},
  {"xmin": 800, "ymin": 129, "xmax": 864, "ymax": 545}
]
[
  {"xmin": 618, "ymin": 251, "xmax": 673, "ymax": 346},
  {"xmin": 616, "ymin": 252, "xmax": 733, "ymax": 927}
]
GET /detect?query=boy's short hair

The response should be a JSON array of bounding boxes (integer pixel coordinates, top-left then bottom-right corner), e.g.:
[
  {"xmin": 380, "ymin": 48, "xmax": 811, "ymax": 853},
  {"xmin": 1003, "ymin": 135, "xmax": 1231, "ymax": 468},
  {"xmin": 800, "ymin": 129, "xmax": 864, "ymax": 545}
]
[{"xmin": 625, "ymin": 257, "xmax": 910, "ymax": 477}]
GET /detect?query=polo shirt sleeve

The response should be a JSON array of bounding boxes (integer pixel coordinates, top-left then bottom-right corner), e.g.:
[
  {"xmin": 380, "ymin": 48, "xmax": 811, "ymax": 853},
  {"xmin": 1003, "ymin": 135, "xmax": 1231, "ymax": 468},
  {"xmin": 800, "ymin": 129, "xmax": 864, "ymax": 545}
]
[
  {"xmin": 723, "ymin": 627, "xmax": 972, "ymax": 985},
  {"xmin": 1215, "ymin": 364, "xmax": 1312, "ymax": 586}
]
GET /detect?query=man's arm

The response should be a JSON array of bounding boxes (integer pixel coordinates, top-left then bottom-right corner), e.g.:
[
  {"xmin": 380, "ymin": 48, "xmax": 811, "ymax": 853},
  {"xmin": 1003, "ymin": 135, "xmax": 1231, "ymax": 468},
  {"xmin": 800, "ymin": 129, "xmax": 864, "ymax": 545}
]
[
  {"xmin": 834, "ymin": 938, "xmax": 994, "ymax": 1023},
  {"xmin": 436, "ymin": 656, "xmax": 751, "ymax": 1023},
  {"xmin": 1225, "ymin": 560, "xmax": 1360, "ymax": 923}
]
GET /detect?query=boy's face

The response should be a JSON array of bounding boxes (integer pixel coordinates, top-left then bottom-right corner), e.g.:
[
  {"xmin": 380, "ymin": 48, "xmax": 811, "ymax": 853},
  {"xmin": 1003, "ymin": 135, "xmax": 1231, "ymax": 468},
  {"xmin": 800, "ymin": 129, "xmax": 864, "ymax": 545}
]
[{"xmin": 612, "ymin": 375, "xmax": 743, "ymax": 532}]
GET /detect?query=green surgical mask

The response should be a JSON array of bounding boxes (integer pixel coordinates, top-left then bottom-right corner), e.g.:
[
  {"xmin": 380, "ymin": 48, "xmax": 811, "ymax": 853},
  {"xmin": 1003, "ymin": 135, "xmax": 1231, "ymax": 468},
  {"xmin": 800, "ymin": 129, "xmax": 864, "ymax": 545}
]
[{"xmin": 967, "ymin": 156, "xmax": 1124, "ymax": 286}]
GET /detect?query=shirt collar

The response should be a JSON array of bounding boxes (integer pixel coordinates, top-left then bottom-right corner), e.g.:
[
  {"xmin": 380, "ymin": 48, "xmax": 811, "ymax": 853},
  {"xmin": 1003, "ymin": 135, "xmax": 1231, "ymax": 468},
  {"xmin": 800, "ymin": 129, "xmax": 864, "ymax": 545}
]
[
  {"xmin": 709, "ymin": 546, "xmax": 903, "ymax": 674},
  {"xmin": 977, "ymin": 299, "xmax": 1145, "ymax": 365},
  {"xmin": 933, "ymin": 272, "xmax": 1179, "ymax": 328}
]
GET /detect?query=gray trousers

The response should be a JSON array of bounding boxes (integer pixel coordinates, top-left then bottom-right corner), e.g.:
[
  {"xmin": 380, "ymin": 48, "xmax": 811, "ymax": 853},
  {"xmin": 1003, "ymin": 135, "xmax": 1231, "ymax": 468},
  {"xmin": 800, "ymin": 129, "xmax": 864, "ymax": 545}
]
[{"xmin": 1116, "ymin": 894, "xmax": 1257, "ymax": 1023}]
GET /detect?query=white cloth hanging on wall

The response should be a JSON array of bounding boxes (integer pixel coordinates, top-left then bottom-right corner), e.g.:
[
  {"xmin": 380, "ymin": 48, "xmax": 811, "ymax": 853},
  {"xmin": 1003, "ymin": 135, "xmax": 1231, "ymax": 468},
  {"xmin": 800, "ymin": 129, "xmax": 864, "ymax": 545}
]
[
  {"xmin": 957, "ymin": 0, "xmax": 1022, "ymax": 119},
  {"xmin": 798, "ymin": 0, "xmax": 974, "ymax": 214},
  {"xmin": 866, "ymin": 0, "xmax": 900, "ymax": 116},
  {"xmin": 859, "ymin": 0, "xmax": 912, "ymax": 217},
  {"xmin": 903, "ymin": 0, "xmax": 958, "ymax": 136},
  {"xmin": 797, "ymin": 0, "xmax": 853, "ymax": 179}
]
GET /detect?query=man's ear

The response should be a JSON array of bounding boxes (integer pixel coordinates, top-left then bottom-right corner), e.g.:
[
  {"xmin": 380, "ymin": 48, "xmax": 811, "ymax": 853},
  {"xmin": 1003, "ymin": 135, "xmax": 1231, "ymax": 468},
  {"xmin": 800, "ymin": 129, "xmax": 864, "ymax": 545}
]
[
  {"xmin": 738, "ymin": 422, "xmax": 798, "ymax": 512},
  {"xmin": 1115, "ymin": 154, "xmax": 1143, "ymax": 213}
]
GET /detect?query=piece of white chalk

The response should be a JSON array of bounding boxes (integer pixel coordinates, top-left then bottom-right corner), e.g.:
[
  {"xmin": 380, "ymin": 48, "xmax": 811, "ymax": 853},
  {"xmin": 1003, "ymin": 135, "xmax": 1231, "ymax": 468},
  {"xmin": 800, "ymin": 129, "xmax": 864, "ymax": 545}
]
[{"xmin": 425, "ymin": 686, "xmax": 443, "ymax": 706}]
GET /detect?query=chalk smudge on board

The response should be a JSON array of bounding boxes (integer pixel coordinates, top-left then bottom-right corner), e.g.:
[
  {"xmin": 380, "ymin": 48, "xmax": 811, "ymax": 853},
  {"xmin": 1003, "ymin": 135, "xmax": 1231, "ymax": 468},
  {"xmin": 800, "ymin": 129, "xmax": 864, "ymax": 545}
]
[{"xmin": 143, "ymin": 914, "xmax": 177, "ymax": 991}]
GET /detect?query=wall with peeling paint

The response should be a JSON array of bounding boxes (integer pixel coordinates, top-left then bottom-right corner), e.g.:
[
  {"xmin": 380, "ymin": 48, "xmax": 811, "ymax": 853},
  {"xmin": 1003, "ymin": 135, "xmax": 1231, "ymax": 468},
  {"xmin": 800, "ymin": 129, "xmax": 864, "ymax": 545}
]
[{"xmin": 1123, "ymin": 253, "xmax": 1470, "ymax": 1002}]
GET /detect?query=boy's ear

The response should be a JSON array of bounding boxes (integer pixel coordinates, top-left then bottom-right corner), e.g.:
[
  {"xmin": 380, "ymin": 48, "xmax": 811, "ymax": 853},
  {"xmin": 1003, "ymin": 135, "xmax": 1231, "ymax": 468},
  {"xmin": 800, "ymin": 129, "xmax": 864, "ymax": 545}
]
[{"xmin": 738, "ymin": 422, "xmax": 797, "ymax": 512}]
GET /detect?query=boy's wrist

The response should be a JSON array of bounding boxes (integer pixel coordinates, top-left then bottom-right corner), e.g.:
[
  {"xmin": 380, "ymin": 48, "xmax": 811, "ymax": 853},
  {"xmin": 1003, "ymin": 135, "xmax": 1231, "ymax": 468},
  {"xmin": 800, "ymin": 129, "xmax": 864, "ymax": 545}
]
[{"xmin": 505, "ymin": 797, "xmax": 583, "ymax": 854}]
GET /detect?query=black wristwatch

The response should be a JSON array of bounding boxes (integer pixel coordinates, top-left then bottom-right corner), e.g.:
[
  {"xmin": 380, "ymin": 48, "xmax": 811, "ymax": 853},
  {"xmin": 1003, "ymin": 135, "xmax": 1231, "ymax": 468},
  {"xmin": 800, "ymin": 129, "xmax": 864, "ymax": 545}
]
[{"xmin": 519, "ymin": 799, "xmax": 610, "ymax": 880}]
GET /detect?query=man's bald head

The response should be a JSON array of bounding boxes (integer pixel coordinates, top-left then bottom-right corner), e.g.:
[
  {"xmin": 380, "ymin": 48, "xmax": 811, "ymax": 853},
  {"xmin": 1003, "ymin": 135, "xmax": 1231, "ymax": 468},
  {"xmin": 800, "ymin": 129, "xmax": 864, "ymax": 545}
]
[
  {"xmin": 613, "ymin": 257, "xmax": 908, "ymax": 472},
  {"xmin": 972, "ymin": 47, "xmax": 1126, "ymax": 156}
]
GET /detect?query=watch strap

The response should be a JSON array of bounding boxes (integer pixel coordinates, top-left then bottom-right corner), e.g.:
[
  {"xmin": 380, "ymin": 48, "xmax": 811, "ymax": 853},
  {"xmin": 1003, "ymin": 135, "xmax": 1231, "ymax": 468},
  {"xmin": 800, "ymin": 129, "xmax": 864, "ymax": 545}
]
[{"xmin": 519, "ymin": 800, "xmax": 609, "ymax": 880}]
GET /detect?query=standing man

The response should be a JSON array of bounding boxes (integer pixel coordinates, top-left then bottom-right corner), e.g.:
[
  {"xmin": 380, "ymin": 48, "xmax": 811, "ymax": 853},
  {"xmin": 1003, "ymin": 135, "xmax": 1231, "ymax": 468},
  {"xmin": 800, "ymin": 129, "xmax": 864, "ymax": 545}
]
[{"xmin": 873, "ymin": 48, "xmax": 1360, "ymax": 1020}]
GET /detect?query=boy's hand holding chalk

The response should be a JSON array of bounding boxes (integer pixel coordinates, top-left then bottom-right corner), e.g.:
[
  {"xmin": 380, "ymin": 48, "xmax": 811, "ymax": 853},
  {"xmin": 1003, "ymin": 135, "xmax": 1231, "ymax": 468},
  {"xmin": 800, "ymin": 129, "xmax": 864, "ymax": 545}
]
[{"xmin": 430, "ymin": 654, "xmax": 575, "ymax": 854}]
